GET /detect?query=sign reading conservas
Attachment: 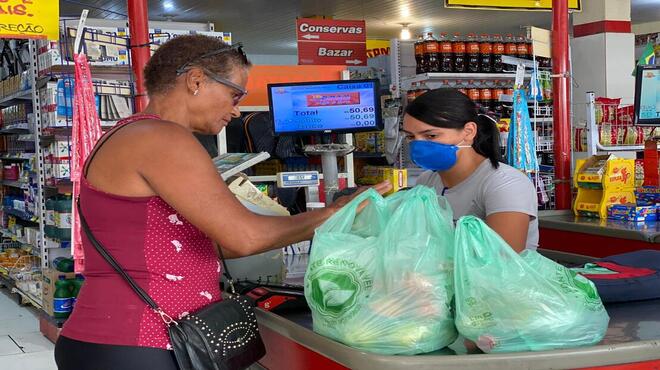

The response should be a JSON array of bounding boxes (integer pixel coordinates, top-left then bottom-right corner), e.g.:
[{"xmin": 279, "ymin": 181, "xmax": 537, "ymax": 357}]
[
  {"xmin": 445, "ymin": 0, "xmax": 581, "ymax": 11},
  {"xmin": 296, "ymin": 18, "xmax": 367, "ymax": 66},
  {"xmin": 0, "ymin": 0, "xmax": 59, "ymax": 40}
]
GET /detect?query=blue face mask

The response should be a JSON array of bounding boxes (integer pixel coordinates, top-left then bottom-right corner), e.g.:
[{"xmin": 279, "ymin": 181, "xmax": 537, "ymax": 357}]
[{"xmin": 409, "ymin": 140, "xmax": 471, "ymax": 171}]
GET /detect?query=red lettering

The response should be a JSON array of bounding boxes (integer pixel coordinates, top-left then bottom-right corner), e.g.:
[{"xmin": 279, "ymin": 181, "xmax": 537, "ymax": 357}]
[{"xmin": 13, "ymin": 4, "xmax": 26, "ymax": 15}]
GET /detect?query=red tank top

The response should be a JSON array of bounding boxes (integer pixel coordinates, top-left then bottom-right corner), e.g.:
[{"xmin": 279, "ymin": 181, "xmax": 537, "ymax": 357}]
[{"xmin": 61, "ymin": 114, "xmax": 222, "ymax": 350}]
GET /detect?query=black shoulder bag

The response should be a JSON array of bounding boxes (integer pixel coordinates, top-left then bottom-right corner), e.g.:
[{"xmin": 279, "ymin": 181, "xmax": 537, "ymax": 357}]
[{"xmin": 77, "ymin": 200, "xmax": 266, "ymax": 370}]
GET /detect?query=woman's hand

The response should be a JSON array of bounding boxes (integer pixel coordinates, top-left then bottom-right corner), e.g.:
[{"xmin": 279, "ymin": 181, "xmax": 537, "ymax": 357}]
[{"xmin": 328, "ymin": 181, "xmax": 393, "ymax": 214}]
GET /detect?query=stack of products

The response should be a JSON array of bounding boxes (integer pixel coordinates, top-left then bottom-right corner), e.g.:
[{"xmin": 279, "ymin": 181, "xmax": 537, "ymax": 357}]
[
  {"xmin": 44, "ymin": 194, "xmax": 73, "ymax": 241},
  {"xmin": 42, "ymin": 259, "xmax": 84, "ymax": 319},
  {"xmin": 0, "ymin": 103, "xmax": 30, "ymax": 129},
  {"xmin": 414, "ymin": 32, "xmax": 539, "ymax": 75},
  {"xmin": 353, "ymin": 131, "xmax": 385, "ymax": 154},
  {"xmin": 44, "ymin": 138, "xmax": 71, "ymax": 185}
]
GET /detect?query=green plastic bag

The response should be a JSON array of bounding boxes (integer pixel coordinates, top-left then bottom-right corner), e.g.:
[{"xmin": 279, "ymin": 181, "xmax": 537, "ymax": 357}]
[
  {"xmin": 454, "ymin": 216, "xmax": 610, "ymax": 353},
  {"xmin": 305, "ymin": 186, "xmax": 457, "ymax": 355}
]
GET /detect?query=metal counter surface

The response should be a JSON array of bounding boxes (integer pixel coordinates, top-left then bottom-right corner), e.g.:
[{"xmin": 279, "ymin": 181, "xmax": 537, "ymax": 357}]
[{"xmin": 538, "ymin": 210, "xmax": 660, "ymax": 243}]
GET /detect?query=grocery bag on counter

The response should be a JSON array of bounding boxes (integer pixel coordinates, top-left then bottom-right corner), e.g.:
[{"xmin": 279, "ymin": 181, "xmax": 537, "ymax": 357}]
[
  {"xmin": 305, "ymin": 186, "xmax": 457, "ymax": 355},
  {"xmin": 453, "ymin": 216, "xmax": 610, "ymax": 353}
]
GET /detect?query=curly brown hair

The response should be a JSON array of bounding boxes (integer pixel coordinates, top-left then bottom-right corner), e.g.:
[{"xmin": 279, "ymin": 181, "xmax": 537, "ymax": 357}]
[{"xmin": 144, "ymin": 34, "xmax": 251, "ymax": 95}]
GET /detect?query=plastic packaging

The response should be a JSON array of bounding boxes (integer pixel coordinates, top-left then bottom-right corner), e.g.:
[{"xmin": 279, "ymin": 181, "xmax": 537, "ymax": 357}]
[
  {"xmin": 454, "ymin": 216, "xmax": 610, "ymax": 353},
  {"xmin": 306, "ymin": 187, "xmax": 457, "ymax": 355}
]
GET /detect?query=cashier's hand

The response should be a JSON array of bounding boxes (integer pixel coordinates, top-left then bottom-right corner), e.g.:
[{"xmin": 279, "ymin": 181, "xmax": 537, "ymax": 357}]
[{"xmin": 329, "ymin": 181, "xmax": 392, "ymax": 213}]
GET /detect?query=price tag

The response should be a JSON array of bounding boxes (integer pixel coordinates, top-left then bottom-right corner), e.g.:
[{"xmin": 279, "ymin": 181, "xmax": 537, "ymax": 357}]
[{"xmin": 515, "ymin": 63, "xmax": 525, "ymax": 88}]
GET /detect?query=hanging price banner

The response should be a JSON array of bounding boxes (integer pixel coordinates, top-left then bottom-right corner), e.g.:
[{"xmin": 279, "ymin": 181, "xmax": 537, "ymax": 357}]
[
  {"xmin": 0, "ymin": 0, "xmax": 59, "ymax": 40},
  {"xmin": 445, "ymin": 0, "xmax": 581, "ymax": 11}
]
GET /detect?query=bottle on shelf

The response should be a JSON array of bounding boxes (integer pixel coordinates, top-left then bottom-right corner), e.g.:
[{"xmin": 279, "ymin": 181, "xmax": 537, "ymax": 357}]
[
  {"xmin": 457, "ymin": 88, "xmax": 468, "ymax": 96},
  {"xmin": 466, "ymin": 33, "xmax": 480, "ymax": 73},
  {"xmin": 45, "ymin": 196, "xmax": 57, "ymax": 239},
  {"xmin": 493, "ymin": 86, "xmax": 506, "ymax": 117},
  {"xmin": 407, "ymin": 83, "xmax": 418, "ymax": 102},
  {"xmin": 439, "ymin": 32, "xmax": 454, "ymax": 73},
  {"xmin": 423, "ymin": 32, "xmax": 440, "ymax": 73},
  {"xmin": 55, "ymin": 193, "xmax": 72, "ymax": 241},
  {"xmin": 517, "ymin": 35, "xmax": 530, "ymax": 60},
  {"xmin": 504, "ymin": 34, "xmax": 518, "ymax": 72},
  {"xmin": 468, "ymin": 88, "xmax": 481, "ymax": 105},
  {"xmin": 452, "ymin": 33, "xmax": 467, "ymax": 73},
  {"xmin": 53, "ymin": 276, "xmax": 73, "ymax": 319},
  {"xmin": 480, "ymin": 88, "xmax": 493, "ymax": 112},
  {"xmin": 53, "ymin": 256, "xmax": 74, "ymax": 273},
  {"xmin": 479, "ymin": 34, "xmax": 493, "ymax": 73},
  {"xmin": 492, "ymin": 34, "xmax": 505, "ymax": 73},
  {"xmin": 414, "ymin": 35, "xmax": 426, "ymax": 74}
]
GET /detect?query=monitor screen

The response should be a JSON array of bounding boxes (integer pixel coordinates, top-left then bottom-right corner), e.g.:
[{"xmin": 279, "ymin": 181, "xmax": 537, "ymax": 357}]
[
  {"xmin": 268, "ymin": 79, "xmax": 383, "ymax": 135},
  {"xmin": 634, "ymin": 65, "xmax": 660, "ymax": 126}
]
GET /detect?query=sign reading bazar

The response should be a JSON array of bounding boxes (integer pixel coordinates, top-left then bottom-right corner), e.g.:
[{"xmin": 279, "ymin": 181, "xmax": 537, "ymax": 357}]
[
  {"xmin": 0, "ymin": 0, "xmax": 59, "ymax": 40},
  {"xmin": 296, "ymin": 18, "xmax": 367, "ymax": 66}
]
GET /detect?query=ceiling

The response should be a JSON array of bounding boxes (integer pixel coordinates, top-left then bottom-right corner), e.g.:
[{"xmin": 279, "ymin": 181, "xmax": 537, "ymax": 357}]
[{"xmin": 60, "ymin": 0, "xmax": 660, "ymax": 55}]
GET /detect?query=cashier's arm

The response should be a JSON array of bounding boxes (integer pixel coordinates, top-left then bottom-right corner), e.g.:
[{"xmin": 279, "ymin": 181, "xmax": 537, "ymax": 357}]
[{"xmin": 486, "ymin": 212, "xmax": 530, "ymax": 253}]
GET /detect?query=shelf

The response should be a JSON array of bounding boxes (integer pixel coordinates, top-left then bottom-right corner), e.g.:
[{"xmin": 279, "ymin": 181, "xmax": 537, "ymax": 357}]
[
  {"xmin": 48, "ymin": 64, "xmax": 133, "ymax": 80},
  {"xmin": 0, "ymin": 229, "xmax": 37, "ymax": 252},
  {"xmin": 3, "ymin": 207, "xmax": 39, "ymax": 223},
  {"xmin": 353, "ymin": 152, "xmax": 386, "ymax": 159},
  {"xmin": 0, "ymin": 123, "xmax": 31, "ymax": 134},
  {"xmin": 2, "ymin": 180, "xmax": 30, "ymax": 189},
  {"xmin": 401, "ymin": 72, "xmax": 530, "ymax": 90},
  {"xmin": 17, "ymin": 134, "xmax": 35, "ymax": 142},
  {"xmin": 12, "ymin": 286, "xmax": 42, "ymax": 309},
  {"xmin": 532, "ymin": 117, "xmax": 554, "ymax": 123},
  {"xmin": 0, "ymin": 89, "xmax": 32, "ymax": 107},
  {"xmin": 0, "ymin": 153, "xmax": 35, "ymax": 161}
]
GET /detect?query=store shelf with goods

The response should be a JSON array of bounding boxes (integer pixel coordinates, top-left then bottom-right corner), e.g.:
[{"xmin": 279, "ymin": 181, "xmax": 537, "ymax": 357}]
[
  {"xmin": 0, "ymin": 89, "xmax": 32, "ymax": 107},
  {"xmin": 1, "ymin": 180, "xmax": 30, "ymax": 190},
  {"xmin": 0, "ymin": 123, "xmax": 31, "ymax": 135},
  {"xmin": 12, "ymin": 286, "xmax": 42, "ymax": 309},
  {"xmin": 401, "ymin": 72, "xmax": 530, "ymax": 90},
  {"xmin": 3, "ymin": 207, "xmax": 39, "ymax": 223},
  {"xmin": 248, "ymin": 172, "xmax": 350, "ymax": 183},
  {"xmin": 46, "ymin": 64, "xmax": 133, "ymax": 81},
  {"xmin": 0, "ymin": 152, "xmax": 36, "ymax": 161}
]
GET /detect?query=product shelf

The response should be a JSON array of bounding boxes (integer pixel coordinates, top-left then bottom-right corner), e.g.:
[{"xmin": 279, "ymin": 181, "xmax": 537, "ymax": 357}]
[
  {"xmin": 3, "ymin": 207, "xmax": 39, "ymax": 223},
  {"xmin": 2, "ymin": 180, "xmax": 30, "ymax": 190},
  {"xmin": 401, "ymin": 72, "xmax": 530, "ymax": 90}
]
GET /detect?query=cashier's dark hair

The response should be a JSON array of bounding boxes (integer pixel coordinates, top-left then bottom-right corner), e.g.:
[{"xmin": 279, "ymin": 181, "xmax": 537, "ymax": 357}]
[
  {"xmin": 144, "ymin": 34, "xmax": 251, "ymax": 95},
  {"xmin": 406, "ymin": 88, "xmax": 501, "ymax": 168}
]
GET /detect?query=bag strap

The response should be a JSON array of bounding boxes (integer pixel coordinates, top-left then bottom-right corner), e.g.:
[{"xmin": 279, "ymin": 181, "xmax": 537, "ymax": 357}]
[
  {"xmin": 77, "ymin": 198, "xmax": 177, "ymax": 325},
  {"xmin": 217, "ymin": 246, "xmax": 236, "ymax": 294}
]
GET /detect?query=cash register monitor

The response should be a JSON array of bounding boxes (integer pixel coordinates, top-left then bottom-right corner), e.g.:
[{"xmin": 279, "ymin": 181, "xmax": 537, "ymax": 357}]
[
  {"xmin": 268, "ymin": 79, "xmax": 383, "ymax": 135},
  {"xmin": 634, "ymin": 65, "xmax": 660, "ymax": 126}
]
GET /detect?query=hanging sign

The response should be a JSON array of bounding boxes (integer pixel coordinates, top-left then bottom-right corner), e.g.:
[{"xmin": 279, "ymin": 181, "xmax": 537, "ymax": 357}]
[
  {"xmin": 0, "ymin": 0, "xmax": 59, "ymax": 40},
  {"xmin": 296, "ymin": 18, "xmax": 367, "ymax": 66},
  {"xmin": 366, "ymin": 39, "xmax": 390, "ymax": 58},
  {"xmin": 445, "ymin": 0, "xmax": 581, "ymax": 11}
]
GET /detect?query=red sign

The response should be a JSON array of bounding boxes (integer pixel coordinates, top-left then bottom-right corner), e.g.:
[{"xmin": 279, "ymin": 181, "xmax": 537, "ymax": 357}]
[
  {"xmin": 296, "ymin": 18, "xmax": 367, "ymax": 66},
  {"xmin": 306, "ymin": 92, "xmax": 361, "ymax": 107}
]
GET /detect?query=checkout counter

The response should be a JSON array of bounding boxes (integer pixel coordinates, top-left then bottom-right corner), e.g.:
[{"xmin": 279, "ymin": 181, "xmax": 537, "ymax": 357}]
[
  {"xmin": 539, "ymin": 210, "xmax": 660, "ymax": 257},
  {"xmin": 251, "ymin": 252, "xmax": 660, "ymax": 370}
]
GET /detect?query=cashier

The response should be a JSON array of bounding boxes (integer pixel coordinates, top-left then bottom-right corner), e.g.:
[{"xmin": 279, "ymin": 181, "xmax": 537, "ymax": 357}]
[{"xmin": 403, "ymin": 88, "xmax": 538, "ymax": 252}]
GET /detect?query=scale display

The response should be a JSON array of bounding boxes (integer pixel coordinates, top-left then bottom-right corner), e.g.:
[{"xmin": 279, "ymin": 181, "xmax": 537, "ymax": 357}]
[
  {"xmin": 634, "ymin": 65, "xmax": 660, "ymax": 126},
  {"xmin": 268, "ymin": 79, "xmax": 383, "ymax": 135}
]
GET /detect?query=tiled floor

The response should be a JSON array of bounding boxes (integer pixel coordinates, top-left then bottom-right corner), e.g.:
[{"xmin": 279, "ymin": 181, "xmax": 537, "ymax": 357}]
[{"xmin": 0, "ymin": 289, "xmax": 56, "ymax": 370}]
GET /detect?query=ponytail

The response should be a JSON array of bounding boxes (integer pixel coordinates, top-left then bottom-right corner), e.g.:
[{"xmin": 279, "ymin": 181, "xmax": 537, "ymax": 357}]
[{"xmin": 474, "ymin": 114, "xmax": 501, "ymax": 169}]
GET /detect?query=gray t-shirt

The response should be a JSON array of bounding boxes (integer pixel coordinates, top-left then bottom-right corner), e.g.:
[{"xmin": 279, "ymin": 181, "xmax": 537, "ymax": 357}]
[{"xmin": 416, "ymin": 160, "xmax": 539, "ymax": 250}]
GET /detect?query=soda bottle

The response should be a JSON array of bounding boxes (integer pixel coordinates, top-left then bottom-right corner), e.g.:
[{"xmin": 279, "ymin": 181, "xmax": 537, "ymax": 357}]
[
  {"xmin": 45, "ymin": 196, "xmax": 57, "ymax": 239},
  {"xmin": 493, "ymin": 87, "xmax": 505, "ymax": 116},
  {"xmin": 452, "ymin": 33, "xmax": 467, "ymax": 73},
  {"xmin": 517, "ymin": 35, "xmax": 530, "ymax": 60},
  {"xmin": 492, "ymin": 34, "xmax": 505, "ymax": 73},
  {"xmin": 457, "ymin": 88, "xmax": 468, "ymax": 96},
  {"xmin": 480, "ymin": 88, "xmax": 493, "ymax": 112},
  {"xmin": 71, "ymin": 274, "xmax": 85, "ymax": 308},
  {"xmin": 479, "ymin": 34, "xmax": 493, "ymax": 73},
  {"xmin": 54, "ymin": 276, "xmax": 73, "ymax": 319},
  {"xmin": 504, "ymin": 34, "xmax": 518, "ymax": 72},
  {"xmin": 414, "ymin": 35, "xmax": 425, "ymax": 74},
  {"xmin": 53, "ymin": 257, "xmax": 74, "ymax": 273},
  {"xmin": 407, "ymin": 83, "xmax": 418, "ymax": 102},
  {"xmin": 439, "ymin": 33, "xmax": 453, "ymax": 73},
  {"xmin": 423, "ymin": 33, "xmax": 440, "ymax": 73},
  {"xmin": 466, "ymin": 33, "xmax": 480, "ymax": 73},
  {"xmin": 468, "ymin": 88, "xmax": 481, "ymax": 105},
  {"xmin": 55, "ymin": 194, "xmax": 72, "ymax": 241}
]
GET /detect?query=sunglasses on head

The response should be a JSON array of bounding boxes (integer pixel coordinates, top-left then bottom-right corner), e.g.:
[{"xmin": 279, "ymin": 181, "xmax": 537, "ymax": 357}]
[{"xmin": 175, "ymin": 43, "xmax": 248, "ymax": 105}]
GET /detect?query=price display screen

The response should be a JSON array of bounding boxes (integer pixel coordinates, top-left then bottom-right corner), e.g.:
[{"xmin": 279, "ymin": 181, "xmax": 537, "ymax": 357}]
[
  {"xmin": 268, "ymin": 79, "xmax": 383, "ymax": 135},
  {"xmin": 634, "ymin": 66, "xmax": 660, "ymax": 126}
]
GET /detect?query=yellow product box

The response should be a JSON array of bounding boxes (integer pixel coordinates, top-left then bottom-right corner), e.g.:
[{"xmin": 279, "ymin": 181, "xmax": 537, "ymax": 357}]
[{"xmin": 359, "ymin": 166, "xmax": 407, "ymax": 195}]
